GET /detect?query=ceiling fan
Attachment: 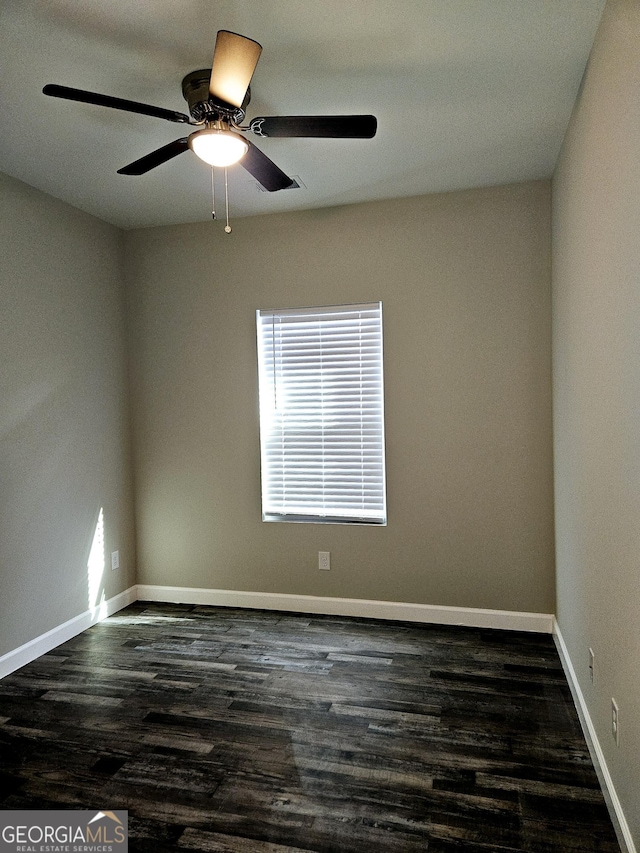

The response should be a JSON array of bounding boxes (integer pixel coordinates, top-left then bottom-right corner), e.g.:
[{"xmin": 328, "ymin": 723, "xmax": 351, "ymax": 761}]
[{"xmin": 43, "ymin": 30, "xmax": 378, "ymax": 193}]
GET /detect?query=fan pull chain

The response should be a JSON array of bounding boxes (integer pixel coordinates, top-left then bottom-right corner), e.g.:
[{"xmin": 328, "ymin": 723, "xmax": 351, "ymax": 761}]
[
  {"xmin": 209, "ymin": 167, "xmax": 233, "ymax": 234},
  {"xmin": 224, "ymin": 167, "xmax": 232, "ymax": 233}
]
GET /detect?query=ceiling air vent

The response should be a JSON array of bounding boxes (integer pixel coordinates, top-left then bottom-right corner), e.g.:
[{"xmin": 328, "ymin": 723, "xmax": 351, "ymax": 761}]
[{"xmin": 254, "ymin": 175, "xmax": 304, "ymax": 193}]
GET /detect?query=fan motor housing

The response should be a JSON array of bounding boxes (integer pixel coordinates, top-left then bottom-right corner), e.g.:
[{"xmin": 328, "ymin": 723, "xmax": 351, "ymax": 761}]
[{"xmin": 181, "ymin": 69, "xmax": 249, "ymax": 124}]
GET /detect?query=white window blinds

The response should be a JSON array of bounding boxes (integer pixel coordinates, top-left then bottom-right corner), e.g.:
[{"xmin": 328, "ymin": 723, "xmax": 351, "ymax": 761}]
[{"xmin": 256, "ymin": 302, "xmax": 387, "ymax": 524}]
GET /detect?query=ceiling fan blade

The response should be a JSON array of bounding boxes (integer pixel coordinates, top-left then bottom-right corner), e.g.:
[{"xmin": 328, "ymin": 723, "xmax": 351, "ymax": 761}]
[
  {"xmin": 209, "ymin": 30, "xmax": 262, "ymax": 110},
  {"xmin": 117, "ymin": 137, "xmax": 190, "ymax": 175},
  {"xmin": 241, "ymin": 139, "xmax": 294, "ymax": 192},
  {"xmin": 43, "ymin": 84, "xmax": 191, "ymax": 124},
  {"xmin": 249, "ymin": 115, "xmax": 378, "ymax": 138}
]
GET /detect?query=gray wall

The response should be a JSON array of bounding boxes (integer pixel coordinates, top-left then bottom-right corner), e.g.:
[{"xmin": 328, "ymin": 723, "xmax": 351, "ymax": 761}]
[
  {"xmin": 552, "ymin": 0, "xmax": 640, "ymax": 844},
  {"xmin": 0, "ymin": 173, "xmax": 136, "ymax": 656},
  {"xmin": 125, "ymin": 180, "xmax": 555, "ymax": 614}
]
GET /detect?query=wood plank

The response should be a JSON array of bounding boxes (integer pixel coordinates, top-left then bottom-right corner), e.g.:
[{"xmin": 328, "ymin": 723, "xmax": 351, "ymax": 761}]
[{"xmin": 0, "ymin": 602, "xmax": 621, "ymax": 852}]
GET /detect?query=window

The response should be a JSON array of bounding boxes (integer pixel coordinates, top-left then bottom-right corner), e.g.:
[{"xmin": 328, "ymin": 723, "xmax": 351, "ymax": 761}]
[{"xmin": 256, "ymin": 302, "xmax": 387, "ymax": 524}]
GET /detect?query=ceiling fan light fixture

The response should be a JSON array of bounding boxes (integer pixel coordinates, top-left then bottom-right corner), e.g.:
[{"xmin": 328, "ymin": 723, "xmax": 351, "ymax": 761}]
[{"xmin": 189, "ymin": 126, "xmax": 248, "ymax": 167}]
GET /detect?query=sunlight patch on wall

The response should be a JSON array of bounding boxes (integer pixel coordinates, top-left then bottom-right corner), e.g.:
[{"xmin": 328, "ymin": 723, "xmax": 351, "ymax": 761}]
[{"xmin": 87, "ymin": 507, "xmax": 107, "ymax": 618}]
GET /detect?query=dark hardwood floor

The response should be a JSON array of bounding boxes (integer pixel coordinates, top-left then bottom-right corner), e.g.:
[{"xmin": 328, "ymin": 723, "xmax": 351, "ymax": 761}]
[{"xmin": 0, "ymin": 602, "xmax": 621, "ymax": 852}]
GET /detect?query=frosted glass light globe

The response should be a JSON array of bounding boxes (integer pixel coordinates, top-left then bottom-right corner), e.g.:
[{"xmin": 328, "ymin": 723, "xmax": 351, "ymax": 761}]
[{"xmin": 189, "ymin": 128, "xmax": 248, "ymax": 167}]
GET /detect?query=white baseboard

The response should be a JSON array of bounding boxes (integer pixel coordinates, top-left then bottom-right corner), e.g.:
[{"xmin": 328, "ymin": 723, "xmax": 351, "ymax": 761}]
[
  {"xmin": 0, "ymin": 586, "xmax": 138, "ymax": 679},
  {"xmin": 554, "ymin": 620, "xmax": 636, "ymax": 853},
  {"xmin": 135, "ymin": 585, "xmax": 554, "ymax": 633}
]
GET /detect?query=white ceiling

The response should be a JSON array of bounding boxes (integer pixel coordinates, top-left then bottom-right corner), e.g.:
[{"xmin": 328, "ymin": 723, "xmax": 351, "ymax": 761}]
[{"xmin": 0, "ymin": 0, "xmax": 605, "ymax": 230}]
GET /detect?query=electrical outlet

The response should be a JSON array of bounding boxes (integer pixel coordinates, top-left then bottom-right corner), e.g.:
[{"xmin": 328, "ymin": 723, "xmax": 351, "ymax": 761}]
[
  {"xmin": 611, "ymin": 699, "xmax": 620, "ymax": 746},
  {"xmin": 589, "ymin": 648, "xmax": 595, "ymax": 684},
  {"xmin": 318, "ymin": 551, "xmax": 330, "ymax": 571},
  {"xmin": 111, "ymin": 550, "xmax": 120, "ymax": 571}
]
